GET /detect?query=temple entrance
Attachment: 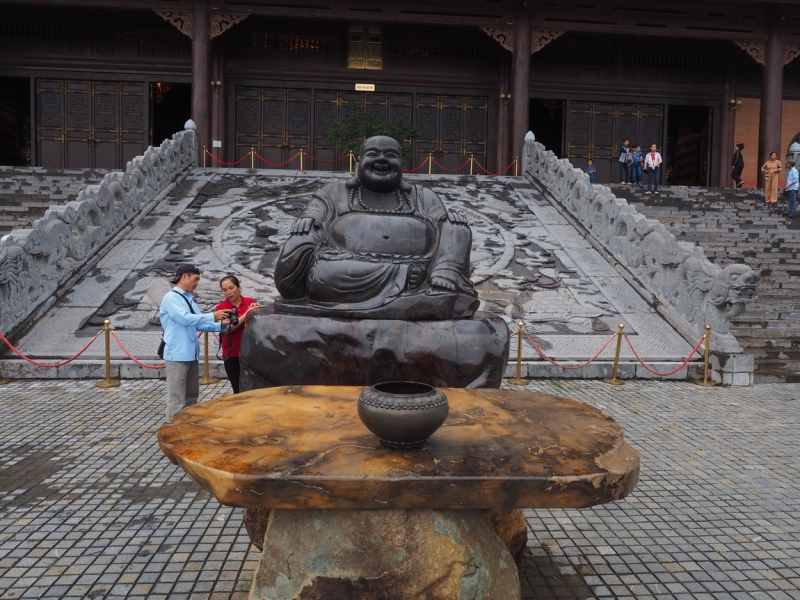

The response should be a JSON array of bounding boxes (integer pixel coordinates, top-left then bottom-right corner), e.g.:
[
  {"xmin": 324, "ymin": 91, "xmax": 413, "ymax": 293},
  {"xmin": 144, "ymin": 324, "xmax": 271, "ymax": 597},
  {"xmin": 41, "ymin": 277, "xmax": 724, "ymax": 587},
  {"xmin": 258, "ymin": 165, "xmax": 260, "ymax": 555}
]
[
  {"xmin": 529, "ymin": 99, "xmax": 564, "ymax": 159},
  {"xmin": 233, "ymin": 85, "xmax": 489, "ymax": 173},
  {"xmin": 35, "ymin": 79, "xmax": 147, "ymax": 169},
  {"xmin": 666, "ymin": 105, "xmax": 711, "ymax": 186},
  {"xmin": 0, "ymin": 77, "xmax": 31, "ymax": 166},
  {"xmin": 151, "ymin": 83, "xmax": 191, "ymax": 147},
  {"xmin": 564, "ymin": 101, "xmax": 664, "ymax": 185}
]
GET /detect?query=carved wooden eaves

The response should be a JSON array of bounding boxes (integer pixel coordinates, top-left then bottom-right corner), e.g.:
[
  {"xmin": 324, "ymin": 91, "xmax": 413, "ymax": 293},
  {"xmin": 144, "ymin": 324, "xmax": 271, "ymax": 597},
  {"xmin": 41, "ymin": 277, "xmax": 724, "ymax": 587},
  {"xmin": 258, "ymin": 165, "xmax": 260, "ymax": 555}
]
[
  {"xmin": 481, "ymin": 27, "xmax": 563, "ymax": 54},
  {"xmin": 735, "ymin": 41, "xmax": 800, "ymax": 66},
  {"xmin": 154, "ymin": 10, "xmax": 249, "ymax": 39}
]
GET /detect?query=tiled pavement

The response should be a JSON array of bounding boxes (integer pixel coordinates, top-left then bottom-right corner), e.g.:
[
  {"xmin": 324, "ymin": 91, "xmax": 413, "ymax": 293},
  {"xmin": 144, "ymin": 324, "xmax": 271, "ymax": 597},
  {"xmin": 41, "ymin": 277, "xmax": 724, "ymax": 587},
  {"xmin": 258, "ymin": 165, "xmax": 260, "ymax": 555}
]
[{"xmin": 1, "ymin": 379, "xmax": 800, "ymax": 599}]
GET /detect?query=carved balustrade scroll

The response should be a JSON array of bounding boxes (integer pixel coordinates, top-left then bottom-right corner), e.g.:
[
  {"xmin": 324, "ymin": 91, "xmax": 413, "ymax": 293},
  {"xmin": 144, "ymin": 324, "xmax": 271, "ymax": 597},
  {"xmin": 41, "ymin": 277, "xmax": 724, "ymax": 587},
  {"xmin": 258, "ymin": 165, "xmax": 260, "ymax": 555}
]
[
  {"xmin": 154, "ymin": 10, "xmax": 249, "ymax": 39},
  {"xmin": 734, "ymin": 41, "xmax": 800, "ymax": 66},
  {"xmin": 0, "ymin": 131, "xmax": 197, "ymax": 338},
  {"xmin": 480, "ymin": 27, "xmax": 563, "ymax": 54},
  {"xmin": 522, "ymin": 141, "xmax": 760, "ymax": 355}
]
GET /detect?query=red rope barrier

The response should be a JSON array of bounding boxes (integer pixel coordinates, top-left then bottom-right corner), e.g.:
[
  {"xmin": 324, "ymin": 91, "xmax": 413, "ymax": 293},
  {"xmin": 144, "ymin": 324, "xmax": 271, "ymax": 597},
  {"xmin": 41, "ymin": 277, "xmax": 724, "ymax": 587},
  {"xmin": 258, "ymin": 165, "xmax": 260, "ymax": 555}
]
[
  {"xmin": 624, "ymin": 334, "xmax": 705, "ymax": 377},
  {"xmin": 0, "ymin": 331, "xmax": 101, "ymax": 368},
  {"xmin": 253, "ymin": 151, "xmax": 301, "ymax": 168},
  {"xmin": 111, "ymin": 332, "xmax": 165, "ymax": 370},
  {"xmin": 430, "ymin": 157, "xmax": 471, "ymax": 173},
  {"xmin": 403, "ymin": 157, "xmax": 430, "ymax": 173},
  {"xmin": 474, "ymin": 159, "xmax": 517, "ymax": 176},
  {"xmin": 304, "ymin": 153, "xmax": 349, "ymax": 164},
  {"xmin": 204, "ymin": 149, "xmax": 252, "ymax": 166},
  {"xmin": 524, "ymin": 330, "xmax": 618, "ymax": 370}
]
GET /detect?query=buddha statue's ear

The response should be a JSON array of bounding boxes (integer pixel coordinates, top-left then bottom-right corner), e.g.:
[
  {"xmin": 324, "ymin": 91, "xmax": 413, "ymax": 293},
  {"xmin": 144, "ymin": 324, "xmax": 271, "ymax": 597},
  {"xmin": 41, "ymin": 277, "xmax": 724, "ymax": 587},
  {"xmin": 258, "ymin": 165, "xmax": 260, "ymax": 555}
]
[
  {"xmin": 345, "ymin": 175, "xmax": 361, "ymax": 190},
  {"xmin": 400, "ymin": 180, "xmax": 412, "ymax": 193}
]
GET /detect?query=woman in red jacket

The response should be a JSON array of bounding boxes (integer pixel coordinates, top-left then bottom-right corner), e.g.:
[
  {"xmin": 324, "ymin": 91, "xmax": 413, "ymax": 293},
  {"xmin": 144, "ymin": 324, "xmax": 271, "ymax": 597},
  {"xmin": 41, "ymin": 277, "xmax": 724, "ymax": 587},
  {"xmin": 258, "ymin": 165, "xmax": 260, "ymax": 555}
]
[{"xmin": 216, "ymin": 275, "xmax": 260, "ymax": 393}]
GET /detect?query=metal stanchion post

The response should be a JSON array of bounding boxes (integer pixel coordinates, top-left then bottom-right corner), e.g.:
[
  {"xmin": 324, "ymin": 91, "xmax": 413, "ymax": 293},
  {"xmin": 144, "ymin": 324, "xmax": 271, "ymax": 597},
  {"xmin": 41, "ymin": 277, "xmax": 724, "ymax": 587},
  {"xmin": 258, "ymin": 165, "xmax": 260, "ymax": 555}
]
[
  {"xmin": 349, "ymin": 151, "xmax": 354, "ymax": 173},
  {"xmin": 428, "ymin": 153, "xmax": 433, "ymax": 175},
  {"xmin": 203, "ymin": 146, "xmax": 207, "ymax": 168},
  {"xmin": 469, "ymin": 154, "xmax": 474, "ymax": 176},
  {"xmin": 510, "ymin": 321, "xmax": 529, "ymax": 386},
  {"xmin": 300, "ymin": 149, "xmax": 304, "ymax": 171},
  {"xmin": 514, "ymin": 156, "xmax": 519, "ymax": 177},
  {"xmin": 199, "ymin": 332, "xmax": 219, "ymax": 385},
  {"xmin": 695, "ymin": 325, "xmax": 716, "ymax": 386},
  {"xmin": 603, "ymin": 324, "xmax": 626, "ymax": 386},
  {"xmin": 251, "ymin": 148, "xmax": 254, "ymax": 169},
  {"xmin": 96, "ymin": 319, "xmax": 120, "ymax": 389}
]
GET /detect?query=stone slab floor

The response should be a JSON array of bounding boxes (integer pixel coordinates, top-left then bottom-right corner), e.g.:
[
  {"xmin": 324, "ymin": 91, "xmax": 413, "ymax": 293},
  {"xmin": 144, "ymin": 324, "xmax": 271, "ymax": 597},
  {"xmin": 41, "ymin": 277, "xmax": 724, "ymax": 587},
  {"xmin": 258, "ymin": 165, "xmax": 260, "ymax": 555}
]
[{"xmin": 1, "ymin": 379, "xmax": 799, "ymax": 600}]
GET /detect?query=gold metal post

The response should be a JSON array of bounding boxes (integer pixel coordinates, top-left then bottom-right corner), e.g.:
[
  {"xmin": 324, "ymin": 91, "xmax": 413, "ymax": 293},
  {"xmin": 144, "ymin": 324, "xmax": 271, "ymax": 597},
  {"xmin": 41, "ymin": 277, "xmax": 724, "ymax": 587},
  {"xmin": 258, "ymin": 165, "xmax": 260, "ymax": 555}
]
[
  {"xmin": 203, "ymin": 146, "xmax": 207, "ymax": 168},
  {"xmin": 511, "ymin": 321, "xmax": 529, "ymax": 386},
  {"xmin": 515, "ymin": 156, "xmax": 519, "ymax": 177},
  {"xmin": 469, "ymin": 154, "xmax": 474, "ymax": 176},
  {"xmin": 604, "ymin": 324, "xmax": 626, "ymax": 386},
  {"xmin": 199, "ymin": 332, "xmax": 219, "ymax": 385},
  {"xmin": 300, "ymin": 149, "xmax": 304, "ymax": 171},
  {"xmin": 428, "ymin": 153, "xmax": 433, "ymax": 175},
  {"xmin": 251, "ymin": 148, "xmax": 254, "ymax": 169},
  {"xmin": 349, "ymin": 151, "xmax": 354, "ymax": 173},
  {"xmin": 695, "ymin": 325, "xmax": 716, "ymax": 386},
  {"xmin": 95, "ymin": 319, "xmax": 120, "ymax": 389}
]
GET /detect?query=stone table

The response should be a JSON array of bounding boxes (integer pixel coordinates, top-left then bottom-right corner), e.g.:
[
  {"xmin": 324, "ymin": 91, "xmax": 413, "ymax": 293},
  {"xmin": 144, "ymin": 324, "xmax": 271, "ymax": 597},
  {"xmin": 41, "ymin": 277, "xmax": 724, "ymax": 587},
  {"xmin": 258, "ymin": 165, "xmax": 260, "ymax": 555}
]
[{"xmin": 158, "ymin": 386, "xmax": 640, "ymax": 600}]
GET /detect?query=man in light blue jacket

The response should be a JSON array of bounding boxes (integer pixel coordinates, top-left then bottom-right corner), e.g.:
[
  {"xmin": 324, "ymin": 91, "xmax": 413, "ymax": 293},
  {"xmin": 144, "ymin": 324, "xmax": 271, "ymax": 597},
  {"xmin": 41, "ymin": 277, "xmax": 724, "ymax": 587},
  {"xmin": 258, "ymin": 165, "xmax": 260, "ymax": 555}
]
[{"xmin": 160, "ymin": 264, "xmax": 230, "ymax": 419}]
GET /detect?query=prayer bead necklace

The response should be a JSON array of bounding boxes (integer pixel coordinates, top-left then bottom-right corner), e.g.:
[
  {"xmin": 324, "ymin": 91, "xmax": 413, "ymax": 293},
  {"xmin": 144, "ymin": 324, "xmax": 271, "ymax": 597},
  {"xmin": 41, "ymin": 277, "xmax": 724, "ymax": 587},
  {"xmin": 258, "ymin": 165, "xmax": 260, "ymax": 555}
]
[{"xmin": 349, "ymin": 187, "xmax": 414, "ymax": 214}]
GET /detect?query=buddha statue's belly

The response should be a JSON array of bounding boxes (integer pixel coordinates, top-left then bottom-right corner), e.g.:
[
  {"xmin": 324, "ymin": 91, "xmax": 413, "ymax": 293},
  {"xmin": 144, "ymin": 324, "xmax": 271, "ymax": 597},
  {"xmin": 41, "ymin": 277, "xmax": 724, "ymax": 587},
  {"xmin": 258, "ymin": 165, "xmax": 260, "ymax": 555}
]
[{"xmin": 329, "ymin": 213, "xmax": 435, "ymax": 256}]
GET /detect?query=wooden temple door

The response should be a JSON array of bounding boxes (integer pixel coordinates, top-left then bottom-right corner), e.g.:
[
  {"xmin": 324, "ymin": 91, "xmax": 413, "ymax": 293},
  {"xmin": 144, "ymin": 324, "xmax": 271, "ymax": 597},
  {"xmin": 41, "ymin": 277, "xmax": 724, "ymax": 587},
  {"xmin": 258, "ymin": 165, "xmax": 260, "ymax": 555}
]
[
  {"xmin": 414, "ymin": 95, "xmax": 488, "ymax": 175},
  {"xmin": 565, "ymin": 101, "xmax": 663, "ymax": 184},
  {"xmin": 235, "ymin": 87, "xmax": 312, "ymax": 169},
  {"xmin": 36, "ymin": 79, "xmax": 146, "ymax": 169}
]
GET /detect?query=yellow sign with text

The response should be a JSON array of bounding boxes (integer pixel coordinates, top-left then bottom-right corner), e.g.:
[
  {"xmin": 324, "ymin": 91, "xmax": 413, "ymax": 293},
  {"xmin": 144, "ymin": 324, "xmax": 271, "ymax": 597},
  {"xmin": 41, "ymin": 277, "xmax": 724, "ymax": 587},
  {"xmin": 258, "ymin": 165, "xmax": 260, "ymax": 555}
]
[{"xmin": 355, "ymin": 83, "xmax": 375, "ymax": 92}]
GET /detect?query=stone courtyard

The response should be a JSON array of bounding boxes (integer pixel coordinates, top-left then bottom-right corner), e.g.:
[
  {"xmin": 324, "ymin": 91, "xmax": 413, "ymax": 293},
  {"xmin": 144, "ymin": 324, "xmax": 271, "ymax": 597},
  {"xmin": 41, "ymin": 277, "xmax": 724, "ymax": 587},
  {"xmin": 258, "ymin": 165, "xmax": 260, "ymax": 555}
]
[{"xmin": 2, "ymin": 378, "xmax": 799, "ymax": 599}]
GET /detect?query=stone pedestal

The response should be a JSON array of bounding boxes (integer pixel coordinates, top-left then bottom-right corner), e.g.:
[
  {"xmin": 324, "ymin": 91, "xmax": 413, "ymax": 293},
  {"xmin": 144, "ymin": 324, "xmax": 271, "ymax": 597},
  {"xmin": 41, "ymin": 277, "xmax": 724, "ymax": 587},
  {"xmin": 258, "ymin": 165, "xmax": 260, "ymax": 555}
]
[
  {"xmin": 250, "ymin": 508, "xmax": 520, "ymax": 600},
  {"xmin": 240, "ymin": 309, "xmax": 510, "ymax": 390},
  {"xmin": 244, "ymin": 507, "xmax": 529, "ymax": 561}
]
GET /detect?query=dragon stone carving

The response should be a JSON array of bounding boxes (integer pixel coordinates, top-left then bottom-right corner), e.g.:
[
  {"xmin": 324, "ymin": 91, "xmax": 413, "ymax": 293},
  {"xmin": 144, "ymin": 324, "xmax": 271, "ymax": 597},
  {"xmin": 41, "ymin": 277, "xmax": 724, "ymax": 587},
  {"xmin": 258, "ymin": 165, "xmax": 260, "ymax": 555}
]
[
  {"xmin": 523, "ymin": 141, "xmax": 759, "ymax": 352},
  {"xmin": 0, "ymin": 130, "xmax": 196, "ymax": 337}
]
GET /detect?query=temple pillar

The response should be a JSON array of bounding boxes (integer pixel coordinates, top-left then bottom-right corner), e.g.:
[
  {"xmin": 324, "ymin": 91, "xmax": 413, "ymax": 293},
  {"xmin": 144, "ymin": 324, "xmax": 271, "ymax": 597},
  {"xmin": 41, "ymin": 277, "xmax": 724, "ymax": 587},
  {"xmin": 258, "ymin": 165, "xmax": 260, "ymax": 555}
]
[
  {"xmin": 495, "ymin": 65, "xmax": 511, "ymax": 172},
  {"xmin": 758, "ymin": 5, "xmax": 784, "ymax": 186},
  {"xmin": 192, "ymin": 0, "xmax": 211, "ymax": 165},
  {"xmin": 510, "ymin": 4, "xmax": 531, "ymax": 164},
  {"xmin": 211, "ymin": 51, "xmax": 225, "ymax": 163},
  {"xmin": 719, "ymin": 80, "xmax": 735, "ymax": 188}
]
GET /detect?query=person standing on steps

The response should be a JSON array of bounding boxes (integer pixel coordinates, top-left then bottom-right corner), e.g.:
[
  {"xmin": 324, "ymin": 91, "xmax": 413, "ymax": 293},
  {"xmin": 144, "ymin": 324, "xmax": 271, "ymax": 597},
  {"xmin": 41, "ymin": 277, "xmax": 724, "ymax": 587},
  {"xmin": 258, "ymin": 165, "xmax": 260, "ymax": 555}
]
[
  {"xmin": 731, "ymin": 143, "xmax": 745, "ymax": 188},
  {"xmin": 643, "ymin": 143, "xmax": 663, "ymax": 196},
  {"xmin": 618, "ymin": 138, "xmax": 632, "ymax": 184},
  {"xmin": 761, "ymin": 151, "xmax": 783, "ymax": 205},
  {"xmin": 782, "ymin": 159, "xmax": 799, "ymax": 219},
  {"xmin": 160, "ymin": 264, "xmax": 230, "ymax": 419},
  {"xmin": 584, "ymin": 159, "xmax": 596, "ymax": 184},
  {"xmin": 630, "ymin": 143, "xmax": 644, "ymax": 188}
]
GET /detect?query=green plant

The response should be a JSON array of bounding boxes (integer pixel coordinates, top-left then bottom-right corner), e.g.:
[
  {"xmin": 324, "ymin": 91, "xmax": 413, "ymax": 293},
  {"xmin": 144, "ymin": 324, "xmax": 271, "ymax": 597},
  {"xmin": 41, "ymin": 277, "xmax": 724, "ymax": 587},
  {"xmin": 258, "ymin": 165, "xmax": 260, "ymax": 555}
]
[{"xmin": 325, "ymin": 106, "xmax": 420, "ymax": 160}]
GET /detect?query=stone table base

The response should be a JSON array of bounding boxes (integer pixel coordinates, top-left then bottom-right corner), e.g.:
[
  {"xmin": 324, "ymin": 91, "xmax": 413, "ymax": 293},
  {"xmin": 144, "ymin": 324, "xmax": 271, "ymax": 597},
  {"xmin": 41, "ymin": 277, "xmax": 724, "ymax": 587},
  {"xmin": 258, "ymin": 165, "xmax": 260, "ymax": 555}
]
[
  {"xmin": 244, "ymin": 507, "xmax": 529, "ymax": 560},
  {"xmin": 249, "ymin": 508, "xmax": 521, "ymax": 600}
]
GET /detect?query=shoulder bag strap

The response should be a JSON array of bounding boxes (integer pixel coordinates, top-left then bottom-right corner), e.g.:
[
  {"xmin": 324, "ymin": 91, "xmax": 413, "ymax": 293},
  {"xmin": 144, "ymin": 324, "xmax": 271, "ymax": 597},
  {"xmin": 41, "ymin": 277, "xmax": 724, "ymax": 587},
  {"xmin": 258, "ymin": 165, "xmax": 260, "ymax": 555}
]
[{"xmin": 172, "ymin": 289, "xmax": 196, "ymax": 314}]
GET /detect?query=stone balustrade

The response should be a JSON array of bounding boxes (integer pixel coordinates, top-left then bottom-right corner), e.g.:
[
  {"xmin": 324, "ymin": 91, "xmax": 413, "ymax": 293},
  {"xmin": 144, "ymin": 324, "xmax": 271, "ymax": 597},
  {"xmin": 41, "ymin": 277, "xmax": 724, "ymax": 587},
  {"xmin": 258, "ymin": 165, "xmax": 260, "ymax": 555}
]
[
  {"xmin": 522, "ymin": 141, "xmax": 760, "ymax": 357},
  {"xmin": 0, "ymin": 130, "xmax": 196, "ymax": 338}
]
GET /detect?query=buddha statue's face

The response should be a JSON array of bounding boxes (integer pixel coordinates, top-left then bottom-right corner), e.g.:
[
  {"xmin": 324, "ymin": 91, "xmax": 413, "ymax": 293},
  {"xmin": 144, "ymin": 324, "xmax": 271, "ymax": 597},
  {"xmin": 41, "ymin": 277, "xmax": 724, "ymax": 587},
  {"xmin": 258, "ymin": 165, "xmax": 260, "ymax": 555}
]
[{"xmin": 357, "ymin": 136, "xmax": 403, "ymax": 193}]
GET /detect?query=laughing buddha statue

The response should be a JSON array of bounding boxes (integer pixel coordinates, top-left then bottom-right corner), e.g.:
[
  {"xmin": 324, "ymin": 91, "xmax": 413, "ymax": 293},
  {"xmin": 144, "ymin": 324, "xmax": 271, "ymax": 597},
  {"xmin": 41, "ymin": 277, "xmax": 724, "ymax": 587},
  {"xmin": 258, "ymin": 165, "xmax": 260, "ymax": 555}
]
[{"xmin": 274, "ymin": 135, "xmax": 479, "ymax": 320}]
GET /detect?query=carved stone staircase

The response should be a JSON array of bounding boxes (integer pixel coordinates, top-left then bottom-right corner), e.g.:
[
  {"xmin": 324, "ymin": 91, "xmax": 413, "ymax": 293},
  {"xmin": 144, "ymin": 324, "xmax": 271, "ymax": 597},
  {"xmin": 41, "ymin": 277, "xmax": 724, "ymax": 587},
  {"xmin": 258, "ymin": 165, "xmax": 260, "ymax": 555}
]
[
  {"xmin": 610, "ymin": 184, "xmax": 800, "ymax": 382},
  {"xmin": 0, "ymin": 167, "xmax": 107, "ymax": 236}
]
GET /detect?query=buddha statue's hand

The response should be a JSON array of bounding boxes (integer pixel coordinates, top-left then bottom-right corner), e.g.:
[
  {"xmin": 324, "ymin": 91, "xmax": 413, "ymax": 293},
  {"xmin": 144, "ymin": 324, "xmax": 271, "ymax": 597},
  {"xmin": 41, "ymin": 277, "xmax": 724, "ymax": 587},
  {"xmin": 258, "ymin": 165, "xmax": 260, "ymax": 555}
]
[
  {"xmin": 445, "ymin": 210, "xmax": 469, "ymax": 226},
  {"xmin": 290, "ymin": 217, "xmax": 319, "ymax": 236}
]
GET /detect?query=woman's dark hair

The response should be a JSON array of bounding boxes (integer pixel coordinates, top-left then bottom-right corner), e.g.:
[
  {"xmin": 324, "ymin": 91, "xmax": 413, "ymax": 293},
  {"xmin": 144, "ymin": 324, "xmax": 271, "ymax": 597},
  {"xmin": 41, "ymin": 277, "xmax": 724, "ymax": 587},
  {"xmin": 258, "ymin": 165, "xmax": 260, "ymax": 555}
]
[
  {"xmin": 220, "ymin": 275, "xmax": 241, "ymax": 289},
  {"xmin": 736, "ymin": 143, "xmax": 745, "ymax": 150}
]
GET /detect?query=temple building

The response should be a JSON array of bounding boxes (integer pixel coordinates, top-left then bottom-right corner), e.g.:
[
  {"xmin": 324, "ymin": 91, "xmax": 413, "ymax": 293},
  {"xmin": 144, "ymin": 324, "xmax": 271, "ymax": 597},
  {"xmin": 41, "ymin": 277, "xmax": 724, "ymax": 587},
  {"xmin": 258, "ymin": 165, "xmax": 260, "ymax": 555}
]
[{"xmin": 0, "ymin": 0, "xmax": 798, "ymax": 187}]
